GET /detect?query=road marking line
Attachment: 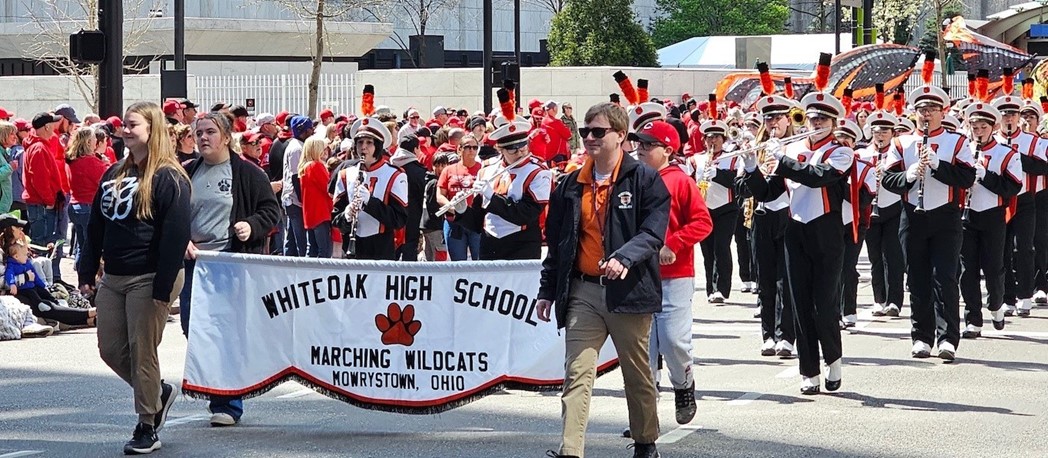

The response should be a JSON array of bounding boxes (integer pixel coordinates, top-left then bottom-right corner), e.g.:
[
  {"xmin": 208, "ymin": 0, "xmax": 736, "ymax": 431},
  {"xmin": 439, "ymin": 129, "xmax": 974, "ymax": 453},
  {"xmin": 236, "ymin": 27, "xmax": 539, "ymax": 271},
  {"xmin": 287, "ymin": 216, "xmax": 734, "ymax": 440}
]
[
  {"xmin": 276, "ymin": 388, "xmax": 315, "ymax": 399},
  {"xmin": 656, "ymin": 424, "xmax": 702, "ymax": 444},
  {"xmin": 775, "ymin": 366, "xmax": 799, "ymax": 378},
  {"xmin": 726, "ymin": 392, "xmax": 762, "ymax": 405},
  {"xmin": 163, "ymin": 413, "xmax": 210, "ymax": 427},
  {"xmin": 0, "ymin": 452, "xmax": 45, "ymax": 458},
  {"xmin": 853, "ymin": 327, "xmax": 1048, "ymax": 338}
]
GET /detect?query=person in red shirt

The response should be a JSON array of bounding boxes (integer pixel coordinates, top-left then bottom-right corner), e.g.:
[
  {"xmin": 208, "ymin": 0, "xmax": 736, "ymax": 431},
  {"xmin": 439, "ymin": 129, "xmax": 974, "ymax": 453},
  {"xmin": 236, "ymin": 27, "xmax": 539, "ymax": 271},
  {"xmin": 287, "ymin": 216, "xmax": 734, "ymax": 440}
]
[
  {"xmin": 415, "ymin": 127, "xmax": 437, "ymax": 170},
  {"xmin": 22, "ymin": 113, "xmax": 64, "ymax": 249},
  {"xmin": 527, "ymin": 108, "xmax": 549, "ymax": 163},
  {"xmin": 299, "ymin": 137, "xmax": 334, "ymax": 258},
  {"xmin": 436, "ymin": 134, "xmax": 482, "ymax": 260},
  {"xmin": 632, "ymin": 120, "xmax": 712, "ymax": 426},
  {"xmin": 65, "ymin": 127, "xmax": 109, "ymax": 270},
  {"xmin": 541, "ymin": 101, "xmax": 572, "ymax": 165}
]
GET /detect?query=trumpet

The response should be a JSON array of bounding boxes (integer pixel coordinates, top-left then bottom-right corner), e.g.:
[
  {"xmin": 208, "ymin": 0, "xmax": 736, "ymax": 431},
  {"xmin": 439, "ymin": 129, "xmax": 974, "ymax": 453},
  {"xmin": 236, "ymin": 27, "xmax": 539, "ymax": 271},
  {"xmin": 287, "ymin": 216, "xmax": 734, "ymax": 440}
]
[
  {"xmin": 788, "ymin": 106, "xmax": 807, "ymax": 129},
  {"xmin": 435, "ymin": 154, "xmax": 532, "ymax": 216}
]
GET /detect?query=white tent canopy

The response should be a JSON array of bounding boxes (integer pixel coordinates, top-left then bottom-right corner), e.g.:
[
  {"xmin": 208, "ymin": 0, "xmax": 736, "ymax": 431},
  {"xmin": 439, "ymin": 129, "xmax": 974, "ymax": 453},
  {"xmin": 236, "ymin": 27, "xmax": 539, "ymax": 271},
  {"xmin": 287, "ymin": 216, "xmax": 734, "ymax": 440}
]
[{"xmin": 658, "ymin": 33, "xmax": 857, "ymax": 71}]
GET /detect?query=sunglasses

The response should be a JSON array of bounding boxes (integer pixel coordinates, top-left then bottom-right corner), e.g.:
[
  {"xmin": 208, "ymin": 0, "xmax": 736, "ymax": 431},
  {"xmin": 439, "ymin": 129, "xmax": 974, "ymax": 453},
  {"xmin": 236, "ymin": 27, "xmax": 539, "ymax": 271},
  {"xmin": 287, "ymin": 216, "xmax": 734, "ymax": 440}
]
[
  {"xmin": 461, "ymin": 145, "xmax": 479, "ymax": 151},
  {"xmin": 580, "ymin": 127, "xmax": 615, "ymax": 139},
  {"xmin": 410, "ymin": 115, "xmax": 420, "ymax": 119}
]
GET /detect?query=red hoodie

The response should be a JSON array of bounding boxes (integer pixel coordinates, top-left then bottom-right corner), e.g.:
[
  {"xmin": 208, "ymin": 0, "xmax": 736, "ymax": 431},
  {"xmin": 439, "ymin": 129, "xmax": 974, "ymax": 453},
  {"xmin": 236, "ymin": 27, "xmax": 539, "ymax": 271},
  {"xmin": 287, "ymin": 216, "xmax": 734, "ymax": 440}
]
[
  {"xmin": 22, "ymin": 135, "xmax": 63, "ymax": 206},
  {"xmin": 541, "ymin": 115, "xmax": 571, "ymax": 160},
  {"xmin": 659, "ymin": 165, "xmax": 713, "ymax": 279},
  {"xmin": 301, "ymin": 160, "xmax": 333, "ymax": 229}
]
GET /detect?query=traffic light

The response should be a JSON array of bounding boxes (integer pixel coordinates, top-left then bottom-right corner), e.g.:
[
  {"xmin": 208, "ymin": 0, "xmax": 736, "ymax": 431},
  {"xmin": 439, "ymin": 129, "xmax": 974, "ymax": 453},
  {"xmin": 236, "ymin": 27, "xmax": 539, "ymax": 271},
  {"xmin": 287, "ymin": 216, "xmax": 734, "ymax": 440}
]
[
  {"xmin": 501, "ymin": 61, "xmax": 520, "ymax": 82},
  {"xmin": 69, "ymin": 30, "xmax": 105, "ymax": 63}
]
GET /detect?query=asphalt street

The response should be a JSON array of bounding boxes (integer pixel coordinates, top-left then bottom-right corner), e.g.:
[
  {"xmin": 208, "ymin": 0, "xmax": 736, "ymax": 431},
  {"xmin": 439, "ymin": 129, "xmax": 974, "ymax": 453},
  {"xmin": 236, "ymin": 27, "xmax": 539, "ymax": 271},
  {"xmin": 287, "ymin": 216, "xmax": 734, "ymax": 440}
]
[{"xmin": 1, "ymin": 250, "xmax": 1046, "ymax": 458}]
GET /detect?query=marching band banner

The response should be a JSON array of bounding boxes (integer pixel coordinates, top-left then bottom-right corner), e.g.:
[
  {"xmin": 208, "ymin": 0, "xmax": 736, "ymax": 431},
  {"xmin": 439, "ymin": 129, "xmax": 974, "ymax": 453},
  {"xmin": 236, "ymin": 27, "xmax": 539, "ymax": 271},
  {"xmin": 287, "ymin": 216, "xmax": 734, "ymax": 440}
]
[{"xmin": 181, "ymin": 252, "xmax": 619, "ymax": 414}]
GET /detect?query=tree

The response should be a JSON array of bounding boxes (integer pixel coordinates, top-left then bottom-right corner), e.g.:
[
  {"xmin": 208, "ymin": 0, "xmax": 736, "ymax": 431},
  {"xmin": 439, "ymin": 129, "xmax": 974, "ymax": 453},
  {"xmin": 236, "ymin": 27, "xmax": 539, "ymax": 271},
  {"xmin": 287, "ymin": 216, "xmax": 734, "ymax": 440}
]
[
  {"xmin": 22, "ymin": 0, "xmax": 158, "ymax": 112},
  {"xmin": 872, "ymin": 0, "xmax": 921, "ymax": 45},
  {"xmin": 362, "ymin": 0, "xmax": 464, "ymax": 68},
  {"xmin": 917, "ymin": 0, "xmax": 965, "ymax": 85},
  {"xmin": 650, "ymin": 0, "xmax": 788, "ymax": 49},
  {"xmin": 547, "ymin": 0, "xmax": 658, "ymax": 67},
  {"xmin": 523, "ymin": 0, "xmax": 569, "ymax": 14}
]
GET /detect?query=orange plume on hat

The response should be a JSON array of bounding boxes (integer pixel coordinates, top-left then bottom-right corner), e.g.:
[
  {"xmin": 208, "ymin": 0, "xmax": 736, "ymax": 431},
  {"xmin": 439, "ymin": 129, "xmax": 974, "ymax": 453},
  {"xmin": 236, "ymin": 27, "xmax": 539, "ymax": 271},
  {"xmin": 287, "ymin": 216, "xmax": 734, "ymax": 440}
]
[
  {"xmin": 976, "ymin": 69, "xmax": 989, "ymax": 102},
  {"xmin": 814, "ymin": 53, "xmax": 831, "ymax": 92},
  {"xmin": 892, "ymin": 87, "xmax": 905, "ymax": 116},
  {"xmin": 613, "ymin": 71, "xmax": 639, "ymax": 106},
  {"xmin": 499, "ymin": 80, "xmax": 516, "ymax": 122},
  {"xmin": 874, "ymin": 83, "xmax": 885, "ymax": 110},
  {"xmin": 842, "ymin": 88, "xmax": 853, "ymax": 117},
  {"xmin": 361, "ymin": 84, "xmax": 375, "ymax": 117},
  {"xmin": 1041, "ymin": 96, "xmax": 1048, "ymax": 115},
  {"xmin": 1023, "ymin": 78, "xmax": 1035, "ymax": 100},
  {"xmin": 707, "ymin": 94, "xmax": 718, "ymax": 120},
  {"xmin": 921, "ymin": 50, "xmax": 935, "ymax": 85},
  {"xmin": 757, "ymin": 61, "xmax": 775, "ymax": 96},
  {"xmin": 1002, "ymin": 68, "xmax": 1014, "ymax": 95},
  {"xmin": 967, "ymin": 73, "xmax": 976, "ymax": 98},
  {"xmin": 637, "ymin": 79, "xmax": 649, "ymax": 103},
  {"xmin": 784, "ymin": 76, "xmax": 795, "ymax": 99}
]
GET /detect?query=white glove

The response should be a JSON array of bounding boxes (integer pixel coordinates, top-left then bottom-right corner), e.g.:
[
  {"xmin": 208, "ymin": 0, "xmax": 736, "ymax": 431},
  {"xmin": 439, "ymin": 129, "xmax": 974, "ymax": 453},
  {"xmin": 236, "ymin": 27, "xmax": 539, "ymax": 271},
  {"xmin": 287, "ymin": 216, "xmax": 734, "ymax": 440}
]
[
  {"xmin": 353, "ymin": 184, "xmax": 372, "ymax": 205},
  {"xmin": 742, "ymin": 152, "xmax": 757, "ymax": 173},
  {"xmin": 924, "ymin": 147, "xmax": 940, "ymax": 170},
  {"xmin": 905, "ymin": 162, "xmax": 922, "ymax": 183},
  {"xmin": 975, "ymin": 164, "xmax": 986, "ymax": 180},
  {"xmin": 474, "ymin": 179, "xmax": 494, "ymax": 200},
  {"xmin": 702, "ymin": 166, "xmax": 716, "ymax": 181},
  {"xmin": 453, "ymin": 198, "xmax": 468, "ymax": 214}
]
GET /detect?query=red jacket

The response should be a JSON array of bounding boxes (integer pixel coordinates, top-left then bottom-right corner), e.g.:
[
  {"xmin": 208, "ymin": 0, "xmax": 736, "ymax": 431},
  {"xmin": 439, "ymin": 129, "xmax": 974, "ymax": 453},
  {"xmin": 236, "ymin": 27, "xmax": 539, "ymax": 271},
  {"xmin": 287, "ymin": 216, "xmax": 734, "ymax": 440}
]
[
  {"xmin": 528, "ymin": 126, "xmax": 549, "ymax": 162},
  {"xmin": 300, "ymin": 161, "xmax": 333, "ymax": 229},
  {"xmin": 50, "ymin": 135, "xmax": 71, "ymax": 193},
  {"xmin": 541, "ymin": 115, "xmax": 572, "ymax": 160},
  {"xmin": 659, "ymin": 165, "xmax": 712, "ymax": 279},
  {"xmin": 68, "ymin": 155, "xmax": 109, "ymax": 205},
  {"xmin": 21, "ymin": 135, "xmax": 63, "ymax": 206}
]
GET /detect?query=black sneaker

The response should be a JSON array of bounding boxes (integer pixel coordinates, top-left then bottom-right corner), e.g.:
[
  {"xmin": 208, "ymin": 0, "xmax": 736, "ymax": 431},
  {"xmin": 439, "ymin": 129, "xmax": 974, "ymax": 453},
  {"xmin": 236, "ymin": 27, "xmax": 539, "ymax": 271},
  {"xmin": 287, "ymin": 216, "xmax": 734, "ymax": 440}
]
[
  {"xmin": 545, "ymin": 451, "xmax": 579, "ymax": 458},
  {"xmin": 674, "ymin": 383, "xmax": 696, "ymax": 424},
  {"xmin": 627, "ymin": 442, "xmax": 659, "ymax": 458},
  {"xmin": 123, "ymin": 423, "xmax": 161, "ymax": 455},
  {"xmin": 154, "ymin": 381, "xmax": 175, "ymax": 432}
]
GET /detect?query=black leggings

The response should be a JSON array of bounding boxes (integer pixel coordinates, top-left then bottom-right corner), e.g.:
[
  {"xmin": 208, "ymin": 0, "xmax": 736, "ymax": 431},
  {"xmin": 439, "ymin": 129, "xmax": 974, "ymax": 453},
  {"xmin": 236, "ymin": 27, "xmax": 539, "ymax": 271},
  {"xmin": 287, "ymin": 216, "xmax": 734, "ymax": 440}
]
[{"xmin": 16, "ymin": 286, "xmax": 90, "ymax": 326}]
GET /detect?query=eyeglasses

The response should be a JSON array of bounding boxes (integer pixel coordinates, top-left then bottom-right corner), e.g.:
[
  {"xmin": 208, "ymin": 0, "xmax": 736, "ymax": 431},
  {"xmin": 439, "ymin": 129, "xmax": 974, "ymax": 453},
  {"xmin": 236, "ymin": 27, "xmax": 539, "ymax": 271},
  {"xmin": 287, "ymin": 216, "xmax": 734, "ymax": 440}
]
[
  {"xmin": 916, "ymin": 107, "xmax": 942, "ymax": 115},
  {"xmin": 634, "ymin": 142, "xmax": 665, "ymax": 151},
  {"xmin": 410, "ymin": 116, "xmax": 420, "ymax": 119},
  {"xmin": 580, "ymin": 127, "xmax": 615, "ymax": 139},
  {"xmin": 461, "ymin": 144, "xmax": 479, "ymax": 150}
]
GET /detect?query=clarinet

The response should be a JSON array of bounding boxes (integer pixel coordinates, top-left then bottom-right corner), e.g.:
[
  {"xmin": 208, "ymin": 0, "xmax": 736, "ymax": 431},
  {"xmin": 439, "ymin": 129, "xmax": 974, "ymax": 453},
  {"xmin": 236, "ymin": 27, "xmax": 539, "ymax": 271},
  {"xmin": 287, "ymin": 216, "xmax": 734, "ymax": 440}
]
[
  {"xmin": 915, "ymin": 121, "xmax": 931, "ymax": 214},
  {"xmin": 871, "ymin": 142, "xmax": 884, "ymax": 219},
  {"xmin": 345, "ymin": 170, "xmax": 366, "ymax": 258}
]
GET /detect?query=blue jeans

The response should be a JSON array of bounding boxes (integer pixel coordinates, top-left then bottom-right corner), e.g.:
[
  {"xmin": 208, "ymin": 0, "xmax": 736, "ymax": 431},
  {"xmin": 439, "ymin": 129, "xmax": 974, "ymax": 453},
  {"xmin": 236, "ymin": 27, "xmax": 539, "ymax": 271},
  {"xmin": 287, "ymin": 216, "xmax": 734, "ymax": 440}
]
[
  {"xmin": 26, "ymin": 204, "xmax": 58, "ymax": 245},
  {"xmin": 53, "ymin": 196, "xmax": 69, "ymax": 278},
  {"xmin": 179, "ymin": 258, "xmax": 244, "ymax": 421},
  {"xmin": 283, "ymin": 205, "xmax": 308, "ymax": 257},
  {"xmin": 443, "ymin": 220, "xmax": 480, "ymax": 261},
  {"xmin": 307, "ymin": 221, "xmax": 332, "ymax": 258},
  {"xmin": 68, "ymin": 203, "xmax": 91, "ymax": 271}
]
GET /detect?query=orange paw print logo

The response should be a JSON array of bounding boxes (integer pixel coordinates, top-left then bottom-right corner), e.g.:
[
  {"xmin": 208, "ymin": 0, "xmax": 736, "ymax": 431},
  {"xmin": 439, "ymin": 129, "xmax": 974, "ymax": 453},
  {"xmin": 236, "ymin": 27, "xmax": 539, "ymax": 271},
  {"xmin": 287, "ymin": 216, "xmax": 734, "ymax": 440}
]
[{"xmin": 375, "ymin": 303, "xmax": 422, "ymax": 346}]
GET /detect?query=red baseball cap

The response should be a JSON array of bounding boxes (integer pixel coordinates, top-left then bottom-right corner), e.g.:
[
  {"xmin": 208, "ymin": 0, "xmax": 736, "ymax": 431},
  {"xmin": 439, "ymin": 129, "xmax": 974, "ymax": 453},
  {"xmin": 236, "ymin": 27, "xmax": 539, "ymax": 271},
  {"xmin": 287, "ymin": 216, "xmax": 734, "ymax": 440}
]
[
  {"xmin": 106, "ymin": 116, "xmax": 123, "ymax": 129},
  {"xmin": 628, "ymin": 120, "xmax": 681, "ymax": 153},
  {"xmin": 13, "ymin": 118, "xmax": 30, "ymax": 131},
  {"xmin": 320, "ymin": 109, "xmax": 334, "ymax": 119},
  {"xmin": 275, "ymin": 111, "xmax": 291, "ymax": 128},
  {"xmin": 240, "ymin": 131, "xmax": 262, "ymax": 144},
  {"xmin": 0, "ymin": 107, "xmax": 13, "ymax": 119},
  {"xmin": 163, "ymin": 99, "xmax": 181, "ymax": 115}
]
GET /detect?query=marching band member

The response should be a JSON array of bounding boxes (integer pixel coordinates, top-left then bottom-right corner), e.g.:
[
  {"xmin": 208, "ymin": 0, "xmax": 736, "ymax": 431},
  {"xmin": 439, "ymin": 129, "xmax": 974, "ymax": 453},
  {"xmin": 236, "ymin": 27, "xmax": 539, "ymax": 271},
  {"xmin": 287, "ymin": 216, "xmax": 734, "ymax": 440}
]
[
  {"xmin": 836, "ymin": 118, "xmax": 876, "ymax": 329},
  {"xmin": 692, "ymin": 108, "xmax": 741, "ymax": 305},
  {"xmin": 333, "ymin": 116, "xmax": 408, "ymax": 260},
  {"xmin": 860, "ymin": 109, "xmax": 905, "ymax": 317},
  {"xmin": 1020, "ymin": 98, "xmax": 1048, "ymax": 304},
  {"xmin": 751, "ymin": 53, "xmax": 852, "ymax": 394},
  {"xmin": 942, "ymin": 114, "xmax": 961, "ymax": 133},
  {"xmin": 633, "ymin": 120, "xmax": 712, "ymax": 425},
  {"xmin": 881, "ymin": 53, "xmax": 975, "ymax": 361},
  {"xmin": 959, "ymin": 102, "xmax": 1022, "ymax": 338},
  {"xmin": 994, "ymin": 93, "xmax": 1048, "ymax": 317},
  {"xmin": 456, "ymin": 87, "xmax": 552, "ymax": 260},
  {"xmin": 894, "ymin": 117, "xmax": 915, "ymax": 136},
  {"xmin": 744, "ymin": 87, "xmax": 797, "ymax": 357}
]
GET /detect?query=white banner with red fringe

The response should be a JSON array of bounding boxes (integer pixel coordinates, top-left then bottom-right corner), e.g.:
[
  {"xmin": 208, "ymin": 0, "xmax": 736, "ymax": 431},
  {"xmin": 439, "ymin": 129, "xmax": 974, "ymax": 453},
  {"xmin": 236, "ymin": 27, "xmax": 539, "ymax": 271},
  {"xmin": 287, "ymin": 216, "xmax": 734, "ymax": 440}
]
[{"xmin": 181, "ymin": 252, "xmax": 619, "ymax": 414}]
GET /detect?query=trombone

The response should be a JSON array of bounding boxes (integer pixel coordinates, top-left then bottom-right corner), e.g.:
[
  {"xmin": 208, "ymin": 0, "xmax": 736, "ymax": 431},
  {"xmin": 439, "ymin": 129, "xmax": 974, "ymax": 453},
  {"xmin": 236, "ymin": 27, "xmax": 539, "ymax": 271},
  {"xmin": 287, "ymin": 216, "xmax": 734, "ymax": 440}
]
[{"xmin": 712, "ymin": 127, "xmax": 832, "ymax": 163}]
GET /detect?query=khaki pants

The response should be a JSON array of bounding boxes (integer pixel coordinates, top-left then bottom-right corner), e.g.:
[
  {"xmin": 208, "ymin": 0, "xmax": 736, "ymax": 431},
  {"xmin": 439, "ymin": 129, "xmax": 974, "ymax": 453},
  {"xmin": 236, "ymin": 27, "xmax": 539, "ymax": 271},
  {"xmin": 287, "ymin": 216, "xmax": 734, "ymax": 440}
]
[
  {"xmin": 560, "ymin": 281, "xmax": 659, "ymax": 457},
  {"xmin": 96, "ymin": 270, "xmax": 184, "ymax": 425}
]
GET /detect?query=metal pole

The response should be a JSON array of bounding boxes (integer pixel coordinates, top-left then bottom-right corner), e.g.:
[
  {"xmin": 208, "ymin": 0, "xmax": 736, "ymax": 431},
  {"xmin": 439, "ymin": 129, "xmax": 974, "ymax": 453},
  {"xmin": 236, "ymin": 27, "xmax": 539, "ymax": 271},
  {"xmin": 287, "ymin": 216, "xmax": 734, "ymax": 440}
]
[
  {"xmin": 862, "ymin": 0, "xmax": 874, "ymax": 45},
  {"xmin": 175, "ymin": 0, "xmax": 185, "ymax": 70},
  {"xmin": 834, "ymin": 0, "xmax": 841, "ymax": 54},
  {"xmin": 514, "ymin": 0, "xmax": 521, "ymax": 106},
  {"xmin": 483, "ymin": 0, "xmax": 492, "ymax": 114},
  {"xmin": 98, "ymin": 0, "xmax": 123, "ymax": 118}
]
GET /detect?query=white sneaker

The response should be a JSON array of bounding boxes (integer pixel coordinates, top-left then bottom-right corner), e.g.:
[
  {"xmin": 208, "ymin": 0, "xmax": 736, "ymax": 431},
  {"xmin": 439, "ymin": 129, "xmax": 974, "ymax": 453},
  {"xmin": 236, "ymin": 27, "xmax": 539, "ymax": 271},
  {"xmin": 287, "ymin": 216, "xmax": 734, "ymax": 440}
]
[
  {"xmin": 20, "ymin": 323, "xmax": 53, "ymax": 338},
  {"xmin": 937, "ymin": 341, "xmax": 956, "ymax": 361},
  {"xmin": 870, "ymin": 303, "xmax": 886, "ymax": 316},
  {"xmin": 962, "ymin": 324, "xmax": 982, "ymax": 339},
  {"xmin": 842, "ymin": 314, "xmax": 857, "ymax": 328},
  {"xmin": 884, "ymin": 304, "xmax": 901, "ymax": 317},
  {"xmin": 1017, "ymin": 298, "xmax": 1032, "ymax": 317},
  {"xmin": 1034, "ymin": 290, "xmax": 1048, "ymax": 304},
  {"xmin": 708, "ymin": 292, "xmax": 725, "ymax": 304},
  {"xmin": 911, "ymin": 341, "xmax": 932, "ymax": 358},
  {"xmin": 1004, "ymin": 303, "xmax": 1017, "ymax": 316},
  {"xmin": 209, "ymin": 412, "xmax": 237, "ymax": 427},
  {"xmin": 760, "ymin": 338, "xmax": 776, "ymax": 356},
  {"xmin": 775, "ymin": 340, "xmax": 795, "ymax": 357}
]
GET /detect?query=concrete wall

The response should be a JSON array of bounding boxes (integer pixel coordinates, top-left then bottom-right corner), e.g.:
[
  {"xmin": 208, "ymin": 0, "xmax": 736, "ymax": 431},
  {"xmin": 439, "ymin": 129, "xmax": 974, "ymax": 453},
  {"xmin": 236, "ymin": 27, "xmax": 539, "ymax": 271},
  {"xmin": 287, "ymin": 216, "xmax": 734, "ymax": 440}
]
[
  {"xmin": 0, "ymin": 74, "xmax": 197, "ymax": 119},
  {"xmin": 148, "ymin": 61, "xmax": 359, "ymax": 77},
  {"xmin": 358, "ymin": 67, "xmax": 743, "ymax": 115}
]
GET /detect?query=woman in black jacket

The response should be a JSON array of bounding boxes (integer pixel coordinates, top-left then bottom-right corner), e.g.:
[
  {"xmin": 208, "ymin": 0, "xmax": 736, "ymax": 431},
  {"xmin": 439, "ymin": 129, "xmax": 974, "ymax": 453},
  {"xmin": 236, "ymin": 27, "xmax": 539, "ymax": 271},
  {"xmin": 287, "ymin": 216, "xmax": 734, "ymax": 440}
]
[{"xmin": 180, "ymin": 111, "xmax": 280, "ymax": 427}]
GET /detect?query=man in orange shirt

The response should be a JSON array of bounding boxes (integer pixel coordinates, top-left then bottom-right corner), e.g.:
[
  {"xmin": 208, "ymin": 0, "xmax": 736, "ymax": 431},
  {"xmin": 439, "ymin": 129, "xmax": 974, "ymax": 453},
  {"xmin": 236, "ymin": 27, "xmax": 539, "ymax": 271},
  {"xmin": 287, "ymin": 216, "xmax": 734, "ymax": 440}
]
[{"xmin": 537, "ymin": 103, "xmax": 670, "ymax": 458}]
